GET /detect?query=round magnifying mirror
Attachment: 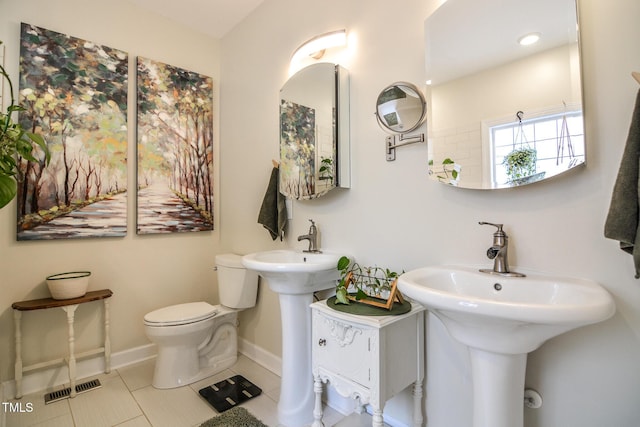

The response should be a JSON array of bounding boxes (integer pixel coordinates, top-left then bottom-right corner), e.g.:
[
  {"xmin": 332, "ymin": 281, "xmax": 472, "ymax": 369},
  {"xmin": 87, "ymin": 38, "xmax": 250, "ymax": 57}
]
[{"xmin": 375, "ymin": 82, "xmax": 427, "ymax": 134}]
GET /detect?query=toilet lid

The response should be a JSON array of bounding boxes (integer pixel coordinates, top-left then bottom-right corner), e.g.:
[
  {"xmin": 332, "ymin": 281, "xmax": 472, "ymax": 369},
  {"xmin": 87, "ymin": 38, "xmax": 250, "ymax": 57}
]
[{"xmin": 144, "ymin": 302, "xmax": 218, "ymax": 326}]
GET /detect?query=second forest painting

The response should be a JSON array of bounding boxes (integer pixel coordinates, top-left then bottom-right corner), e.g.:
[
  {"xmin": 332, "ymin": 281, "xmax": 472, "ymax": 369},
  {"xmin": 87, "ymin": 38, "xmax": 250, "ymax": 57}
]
[
  {"xmin": 136, "ymin": 58, "xmax": 214, "ymax": 234},
  {"xmin": 17, "ymin": 23, "xmax": 128, "ymax": 240}
]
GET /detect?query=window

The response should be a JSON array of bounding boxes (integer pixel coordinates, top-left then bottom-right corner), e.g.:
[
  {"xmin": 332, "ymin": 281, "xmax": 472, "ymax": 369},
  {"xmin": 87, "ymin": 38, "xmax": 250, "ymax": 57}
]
[{"xmin": 490, "ymin": 111, "xmax": 584, "ymax": 186}]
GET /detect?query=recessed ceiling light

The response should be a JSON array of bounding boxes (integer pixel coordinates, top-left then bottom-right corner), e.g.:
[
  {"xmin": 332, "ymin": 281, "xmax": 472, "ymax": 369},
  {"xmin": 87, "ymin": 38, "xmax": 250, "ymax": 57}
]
[{"xmin": 518, "ymin": 32, "xmax": 541, "ymax": 46}]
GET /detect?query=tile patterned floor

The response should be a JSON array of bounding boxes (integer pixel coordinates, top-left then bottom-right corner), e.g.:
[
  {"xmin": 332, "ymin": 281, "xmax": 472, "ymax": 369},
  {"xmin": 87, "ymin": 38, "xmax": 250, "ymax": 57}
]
[{"xmin": 5, "ymin": 355, "xmax": 349, "ymax": 427}]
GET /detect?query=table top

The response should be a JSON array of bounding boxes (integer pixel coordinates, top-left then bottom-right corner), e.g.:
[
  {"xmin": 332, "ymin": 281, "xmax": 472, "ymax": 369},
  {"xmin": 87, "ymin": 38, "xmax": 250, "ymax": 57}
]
[
  {"xmin": 12, "ymin": 289, "xmax": 113, "ymax": 311},
  {"xmin": 311, "ymin": 298, "xmax": 424, "ymax": 328}
]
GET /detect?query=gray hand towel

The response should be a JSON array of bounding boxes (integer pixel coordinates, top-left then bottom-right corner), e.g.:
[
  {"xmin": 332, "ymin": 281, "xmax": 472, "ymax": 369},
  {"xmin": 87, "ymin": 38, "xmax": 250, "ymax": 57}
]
[
  {"xmin": 258, "ymin": 167, "xmax": 287, "ymax": 240},
  {"xmin": 604, "ymin": 89, "xmax": 640, "ymax": 278}
]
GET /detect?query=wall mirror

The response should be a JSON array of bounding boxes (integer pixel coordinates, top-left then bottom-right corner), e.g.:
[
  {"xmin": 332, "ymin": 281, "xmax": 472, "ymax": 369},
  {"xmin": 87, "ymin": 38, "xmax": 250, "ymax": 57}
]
[
  {"xmin": 279, "ymin": 63, "xmax": 350, "ymax": 200},
  {"xmin": 375, "ymin": 82, "xmax": 427, "ymax": 161},
  {"xmin": 376, "ymin": 82, "xmax": 427, "ymax": 134},
  {"xmin": 425, "ymin": 0, "xmax": 585, "ymax": 189}
]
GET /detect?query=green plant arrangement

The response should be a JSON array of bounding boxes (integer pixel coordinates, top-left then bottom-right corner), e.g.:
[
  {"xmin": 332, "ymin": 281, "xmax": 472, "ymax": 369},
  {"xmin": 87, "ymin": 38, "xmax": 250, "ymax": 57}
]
[
  {"xmin": 503, "ymin": 147, "xmax": 536, "ymax": 182},
  {"xmin": 335, "ymin": 256, "xmax": 402, "ymax": 306},
  {"xmin": 428, "ymin": 157, "xmax": 460, "ymax": 184},
  {"xmin": 0, "ymin": 41, "xmax": 49, "ymax": 209},
  {"xmin": 318, "ymin": 156, "xmax": 333, "ymax": 182}
]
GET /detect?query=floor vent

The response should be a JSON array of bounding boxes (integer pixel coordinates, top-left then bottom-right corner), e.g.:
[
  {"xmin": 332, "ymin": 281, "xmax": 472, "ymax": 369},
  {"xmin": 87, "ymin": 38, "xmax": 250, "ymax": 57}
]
[{"xmin": 44, "ymin": 379, "xmax": 102, "ymax": 404}]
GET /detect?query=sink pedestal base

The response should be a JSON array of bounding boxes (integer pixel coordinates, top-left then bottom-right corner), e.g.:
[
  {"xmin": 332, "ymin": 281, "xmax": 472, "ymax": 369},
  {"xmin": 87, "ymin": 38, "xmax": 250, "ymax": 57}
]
[
  {"xmin": 277, "ymin": 293, "xmax": 315, "ymax": 427},
  {"xmin": 469, "ymin": 348, "xmax": 527, "ymax": 427}
]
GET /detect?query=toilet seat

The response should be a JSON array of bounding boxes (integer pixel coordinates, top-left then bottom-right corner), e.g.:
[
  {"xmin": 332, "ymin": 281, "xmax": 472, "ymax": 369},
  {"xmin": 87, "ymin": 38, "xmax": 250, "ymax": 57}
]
[{"xmin": 144, "ymin": 302, "xmax": 218, "ymax": 327}]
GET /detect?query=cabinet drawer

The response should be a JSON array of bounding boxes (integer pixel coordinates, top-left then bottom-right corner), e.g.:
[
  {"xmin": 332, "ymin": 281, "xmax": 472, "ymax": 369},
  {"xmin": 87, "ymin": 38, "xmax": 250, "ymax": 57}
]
[{"xmin": 312, "ymin": 310, "xmax": 374, "ymax": 388}]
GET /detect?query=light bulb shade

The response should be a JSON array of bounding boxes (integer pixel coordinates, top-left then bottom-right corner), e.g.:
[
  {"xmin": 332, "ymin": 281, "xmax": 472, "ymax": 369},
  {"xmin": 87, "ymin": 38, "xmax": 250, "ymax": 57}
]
[{"xmin": 291, "ymin": 30, "xmax": 347, "ymax": 63}]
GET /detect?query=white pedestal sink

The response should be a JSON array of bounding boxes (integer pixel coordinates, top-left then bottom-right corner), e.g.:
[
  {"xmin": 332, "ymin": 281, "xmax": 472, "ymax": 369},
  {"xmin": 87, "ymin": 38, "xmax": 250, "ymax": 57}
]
[
  {"xmin": 242, "ymin": 250, "xmax": 342, "ymax": 427},
  {"xmin": 398, "ymin": 265, "xmax": 615, "ymax": 427}
]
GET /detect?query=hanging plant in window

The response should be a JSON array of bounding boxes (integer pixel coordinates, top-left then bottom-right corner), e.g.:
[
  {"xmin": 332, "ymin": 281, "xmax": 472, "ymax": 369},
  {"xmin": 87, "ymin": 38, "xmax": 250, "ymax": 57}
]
[
  {"xmin": 504, "ymin": 147, "xmax": 537, "ymax": 181},
  {"xmin": 504, "ymin": 111, "xmax": 537, "ymax": 182}
]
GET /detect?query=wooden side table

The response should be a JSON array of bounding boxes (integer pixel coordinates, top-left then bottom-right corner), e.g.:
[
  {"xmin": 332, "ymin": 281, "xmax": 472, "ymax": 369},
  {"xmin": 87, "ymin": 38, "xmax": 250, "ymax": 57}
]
[
  {"xmin": 311, "ymin": 300, "xmax": 425, "ymax": 427},
  {"xmin": 12, "ymin": 289, "xmax": 113, "ymax": 399}
]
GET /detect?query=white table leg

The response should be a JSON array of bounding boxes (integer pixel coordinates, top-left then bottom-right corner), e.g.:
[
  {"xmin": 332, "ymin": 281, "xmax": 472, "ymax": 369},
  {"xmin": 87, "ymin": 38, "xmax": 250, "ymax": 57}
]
[
  {"xmin": 104, "ymin": 298, "xmax": 111, "ymax": 373},
  {"xmin": 311, "ymin": 375, "xmax": 324, "ymax": 427},
  {"xmin": 14, "ymin": 310, "xmax": 23, "ymax": 399},
  {"xmin": 62, "ymin": 305, "xmax": 79, "ymax": 398},
  {"xmin": 372, "ymin": 405, "xmax": 384, "ymax": 427},
  {"xmin": 413, "ymin": 378, "xmax": 424, "ymax": 427}
]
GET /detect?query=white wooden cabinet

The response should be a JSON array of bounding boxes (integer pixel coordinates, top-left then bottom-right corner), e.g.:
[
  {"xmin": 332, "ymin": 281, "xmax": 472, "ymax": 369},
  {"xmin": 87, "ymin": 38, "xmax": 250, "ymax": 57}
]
[{"xmin": 311, "ymin": 300, "xmax": 425, "ymax": 427}]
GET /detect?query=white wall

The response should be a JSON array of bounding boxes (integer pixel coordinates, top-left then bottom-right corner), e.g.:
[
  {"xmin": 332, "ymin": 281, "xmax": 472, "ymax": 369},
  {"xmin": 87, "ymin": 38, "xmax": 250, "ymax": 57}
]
[
  {"xmin": 220, "ymin": 0, "xmax": 640, "ymax": 426},
  {"xmin": 0, "ymin": 0, "xmax": 638, "ymax": 425},
  {"xmin": 0, "ymin": 0, "xmax": 221, "ymax": 384}
]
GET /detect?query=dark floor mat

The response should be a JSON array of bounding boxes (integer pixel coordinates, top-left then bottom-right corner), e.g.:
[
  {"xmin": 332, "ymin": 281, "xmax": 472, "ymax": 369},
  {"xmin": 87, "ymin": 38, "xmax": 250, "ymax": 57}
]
[{"xmin": 198, "ymin": 375, "xmax": 262, "ymax": 413}]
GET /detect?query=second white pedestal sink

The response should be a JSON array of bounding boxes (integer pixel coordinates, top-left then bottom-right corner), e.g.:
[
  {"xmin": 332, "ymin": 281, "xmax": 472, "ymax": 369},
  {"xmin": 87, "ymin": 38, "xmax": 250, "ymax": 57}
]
[
  {"xmin": 242, "ymin": 250, "xmax": 342, "ymax": 427},
  {"xmin": 398, "ymin": 265, "xmax": 615, "ymax": 427}
]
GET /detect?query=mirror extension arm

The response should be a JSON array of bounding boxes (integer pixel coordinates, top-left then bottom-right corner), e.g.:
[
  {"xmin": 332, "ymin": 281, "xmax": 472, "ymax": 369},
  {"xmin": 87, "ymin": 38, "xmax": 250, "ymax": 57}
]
[{"xmin": 386, "ymin": 133, "xmax": 425, "ymax": 161}]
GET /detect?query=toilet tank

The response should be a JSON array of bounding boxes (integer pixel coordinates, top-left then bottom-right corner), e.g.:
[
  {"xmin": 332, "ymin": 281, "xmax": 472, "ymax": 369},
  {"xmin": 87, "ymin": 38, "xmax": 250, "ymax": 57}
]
[{"xmin": 215, "ymin": 253, "xmax": 259, "ymax": 309}]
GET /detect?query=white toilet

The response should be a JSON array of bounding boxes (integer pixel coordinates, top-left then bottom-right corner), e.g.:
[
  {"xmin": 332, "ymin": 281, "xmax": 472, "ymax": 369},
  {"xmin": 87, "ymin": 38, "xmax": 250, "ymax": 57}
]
[{"xmin": 143, "ymin": 253, "xmax": 259, "ymax": 389}]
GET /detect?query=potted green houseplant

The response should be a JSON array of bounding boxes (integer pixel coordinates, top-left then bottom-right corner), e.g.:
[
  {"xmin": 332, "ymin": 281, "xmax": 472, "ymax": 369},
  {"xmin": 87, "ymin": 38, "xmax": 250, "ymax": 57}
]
[
  {"xmin": 318, "ymin": 156, "xmax": 333, "ymax": 182},
  {"xmin": 503, "ymin": 147, "xmax": 536, "ymax": 183},
  {"xmin": 0, "ymin": 41, "xmax": 49, "ymax": 209},
  {"xmin": 334, "ymin": 256, "xmax": 402, "ymax": 305},
  {"xmin": 429, "ymin": 157, "xmax": 461, "ymax": 186}
]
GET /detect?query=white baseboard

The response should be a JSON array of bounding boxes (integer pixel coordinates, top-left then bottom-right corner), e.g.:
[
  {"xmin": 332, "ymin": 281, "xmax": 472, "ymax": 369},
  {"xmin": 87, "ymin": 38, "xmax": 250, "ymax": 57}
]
[
  {"xmin": 2, "ymin": 343, "xmax": 157, "ymax": 400},
  {"xmin": 237, "ymin": 337, "xmax": 282, "ymax": 377},
  {"xmin": 3, "ymin": 338, "xmax": 277, "ymax": 400}
]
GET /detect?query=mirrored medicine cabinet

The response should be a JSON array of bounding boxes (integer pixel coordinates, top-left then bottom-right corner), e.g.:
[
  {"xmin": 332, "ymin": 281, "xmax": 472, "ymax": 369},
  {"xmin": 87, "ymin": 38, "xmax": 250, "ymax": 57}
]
[
  {"xmin": 279, "ymin": 63, "xmax": 350, "ymax": 200},
  {"xmin": 425, "ymin": 0, "xmax": 585, "ymax": 189}
]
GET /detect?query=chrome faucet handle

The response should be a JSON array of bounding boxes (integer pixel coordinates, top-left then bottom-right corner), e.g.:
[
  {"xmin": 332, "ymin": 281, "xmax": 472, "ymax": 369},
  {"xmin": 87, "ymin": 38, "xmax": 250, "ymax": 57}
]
[{"xmin": 479, "ymin": 221, "xmax": 504, "ymax": 234}]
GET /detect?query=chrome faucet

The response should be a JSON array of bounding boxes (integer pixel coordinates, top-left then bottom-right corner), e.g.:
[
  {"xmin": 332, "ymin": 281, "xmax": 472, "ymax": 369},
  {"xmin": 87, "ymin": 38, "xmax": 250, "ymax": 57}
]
[
  {"xmin": 298, "ymin": 219, "xmax": 321, "ymax": 253},
  {"xmin": 478, "ymin": 222, "xmax": 525, "ymax": 277}
]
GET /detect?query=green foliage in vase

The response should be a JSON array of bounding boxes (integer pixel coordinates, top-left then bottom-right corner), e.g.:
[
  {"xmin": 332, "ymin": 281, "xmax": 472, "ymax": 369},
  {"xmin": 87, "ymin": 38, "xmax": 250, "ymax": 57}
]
[
  {"xmin": 429, "ymin": 157, "xmax": 459, "ymax": 182},
  {"xmin": 334, "ymin": 256, "xmax": 402, "ymax": 305},
  {"xmin": 318, "ymin": 157, "xmax": 333, "ymax": 182}
]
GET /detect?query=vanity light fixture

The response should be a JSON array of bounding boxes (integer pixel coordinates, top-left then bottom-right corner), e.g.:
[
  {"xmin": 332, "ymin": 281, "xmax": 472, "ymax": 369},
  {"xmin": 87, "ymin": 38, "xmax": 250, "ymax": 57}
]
[
  {"xmin": 291, "ymin": 30, "xmax": 347, "ymax": 64},
  {"xmin": 518, "ymin": 32, "xmax": 541, "ymax": 46}
]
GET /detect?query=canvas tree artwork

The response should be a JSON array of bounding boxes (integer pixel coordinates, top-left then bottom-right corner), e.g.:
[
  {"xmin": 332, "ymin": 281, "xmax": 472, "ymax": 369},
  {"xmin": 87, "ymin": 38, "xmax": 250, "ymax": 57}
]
[
  {"xmin": 136, "ymin": 58, "xmax": 214, "ymax": 234},
  {"xmin": 279, "ymin": 100, "xmax": 316, "ymax": 199},
  {"xmin": 17, "ymin": 23, "xmax": 128, "ymax": 240}
]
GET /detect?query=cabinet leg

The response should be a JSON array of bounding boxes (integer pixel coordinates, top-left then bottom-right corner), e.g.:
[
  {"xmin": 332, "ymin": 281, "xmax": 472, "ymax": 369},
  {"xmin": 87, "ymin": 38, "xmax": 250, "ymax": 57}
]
[
  {"xmin": 372, "ymin": 405, "xmax": 384, "ymax": 427},
  {"xmin": 413, "ymin": 378, "xmax": 424, "ymax": 427},
  {"xmin": 312, "ymin": 375, "xmax": 324, "ymax": 427},
  {"xmin": 14, "ymin": 310, "xmax": 23, "ymax": 399},
  {"xmin": 62, "ymin": 305, "xmax": 79, "ymax": 398}
]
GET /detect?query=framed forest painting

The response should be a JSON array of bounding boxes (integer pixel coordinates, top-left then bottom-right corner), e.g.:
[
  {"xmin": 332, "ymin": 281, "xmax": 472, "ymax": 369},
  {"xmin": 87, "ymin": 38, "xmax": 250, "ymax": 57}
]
[
  {"xmin": 17, "ymin": 23, "xmax": 128, "ymax": 240},
  {"xmin": 136, "ymin": 57, "xmax": 214, "ymax": 234}
]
